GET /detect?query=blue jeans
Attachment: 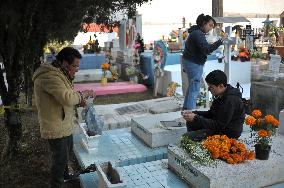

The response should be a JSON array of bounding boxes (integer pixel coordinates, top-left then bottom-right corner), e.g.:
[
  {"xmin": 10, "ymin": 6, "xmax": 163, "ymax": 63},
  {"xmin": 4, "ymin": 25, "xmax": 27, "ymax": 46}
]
[{"xmin": 182, "ymin": 59, "xmax": 203, "ymax": 110}]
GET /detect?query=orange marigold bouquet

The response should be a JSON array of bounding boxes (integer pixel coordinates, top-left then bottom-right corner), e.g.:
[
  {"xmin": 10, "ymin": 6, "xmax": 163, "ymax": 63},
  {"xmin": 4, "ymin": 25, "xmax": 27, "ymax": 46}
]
[
  {"xmin": 245, "ymin": 109, "xmax": 279, "ymax": 149},
  {"xmin": 203, "ymin": 135, "xmax": 255, "ymax": 164}
]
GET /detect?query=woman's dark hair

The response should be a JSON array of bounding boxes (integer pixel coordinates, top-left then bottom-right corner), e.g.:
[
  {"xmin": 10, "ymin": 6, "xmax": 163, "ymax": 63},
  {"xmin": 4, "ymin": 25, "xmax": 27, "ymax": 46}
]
[
  {"xmin": 196, "ymin": 14, "xmax": 216, "ymax": 27},
  {"xmin": 205, "ymin": 70, "xmax": 227, "ymax": 86},
  {"xmin": 56, "ymin": 47, "xmax": 82, "ymax": 65}
]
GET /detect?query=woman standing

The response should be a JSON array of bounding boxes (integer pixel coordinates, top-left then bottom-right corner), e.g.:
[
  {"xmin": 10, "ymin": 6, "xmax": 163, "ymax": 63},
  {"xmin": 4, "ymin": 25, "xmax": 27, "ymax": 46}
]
[{"xmin": 182, "ymin": 14, "xmax": 227, "ymax": 110}]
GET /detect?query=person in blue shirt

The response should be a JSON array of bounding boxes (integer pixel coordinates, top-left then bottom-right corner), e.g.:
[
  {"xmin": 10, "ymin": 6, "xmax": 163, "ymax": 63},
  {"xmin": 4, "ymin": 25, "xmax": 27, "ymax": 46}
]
[{"xmin": 182, "ymin": 13, "xmax": 227, "ymax": 110}]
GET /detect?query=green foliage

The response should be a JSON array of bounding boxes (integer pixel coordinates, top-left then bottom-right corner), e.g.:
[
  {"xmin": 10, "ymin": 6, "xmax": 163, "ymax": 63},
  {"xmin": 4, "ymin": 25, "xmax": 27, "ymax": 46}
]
[{"xmin": 43, "ymin": 40, "xmax": 72, "ymax": 54}]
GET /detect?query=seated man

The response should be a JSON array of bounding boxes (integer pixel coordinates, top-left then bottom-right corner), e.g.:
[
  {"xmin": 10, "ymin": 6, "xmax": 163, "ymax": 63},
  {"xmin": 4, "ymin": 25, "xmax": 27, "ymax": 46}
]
[{"xmin": 182, "ymin": 70, "xmax": 245, "ymax": 141}]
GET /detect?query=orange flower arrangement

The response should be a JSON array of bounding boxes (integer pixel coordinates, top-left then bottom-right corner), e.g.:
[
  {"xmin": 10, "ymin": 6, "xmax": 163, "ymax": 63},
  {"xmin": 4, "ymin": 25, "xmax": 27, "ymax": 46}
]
[
  {"xmin": 166, "ymin": 82, "xmax": 180, "ymax": 97},
  {"xmin": 245, "ymin": 109, "xmax": 279, "ymax": 148},
  {"xmin": 203, "ymin": 135, "xmax": 254, "ymax": 164}
]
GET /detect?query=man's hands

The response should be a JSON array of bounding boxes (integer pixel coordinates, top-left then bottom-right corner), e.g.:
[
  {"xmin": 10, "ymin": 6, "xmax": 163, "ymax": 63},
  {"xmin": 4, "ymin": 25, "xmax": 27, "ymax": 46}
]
[
  {"xmin": 181, "ymin": 110, "xmax": 196, "ymax": 122},
  {"xmin": 79, "ymin": 90, "xmax": 96, "ymax": 107}
]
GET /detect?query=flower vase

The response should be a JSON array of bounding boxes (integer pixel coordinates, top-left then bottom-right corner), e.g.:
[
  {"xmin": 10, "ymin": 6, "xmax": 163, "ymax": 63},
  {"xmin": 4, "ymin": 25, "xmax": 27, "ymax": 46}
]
[
  {"xmin": 101, "ymin": 77, "xmax": 107, "ymax": 86},
  {"xmin": 129, "ymin": 76, "xmax": 138, "ymax": 84},
  {"xmin": 254, "ymin": 144, "xmax": 271, "ymax": 160},
  {"xmin": 240, "ymin": 57, "xmax": 246, "ymax": 62}
]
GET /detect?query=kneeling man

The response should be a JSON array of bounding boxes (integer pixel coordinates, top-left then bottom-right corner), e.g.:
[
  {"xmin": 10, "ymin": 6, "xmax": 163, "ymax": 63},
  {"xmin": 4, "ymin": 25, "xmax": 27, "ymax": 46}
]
[{"xmin": 182, "ymin": 70, "xmax": 245, "ymax": 141}]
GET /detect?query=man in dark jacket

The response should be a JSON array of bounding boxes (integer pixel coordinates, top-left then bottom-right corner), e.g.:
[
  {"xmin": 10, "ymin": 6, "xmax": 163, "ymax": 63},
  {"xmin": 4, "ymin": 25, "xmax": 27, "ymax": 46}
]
[{"xmin": 182, "ymin": 70, "xmax": 245, "ymax": 140}]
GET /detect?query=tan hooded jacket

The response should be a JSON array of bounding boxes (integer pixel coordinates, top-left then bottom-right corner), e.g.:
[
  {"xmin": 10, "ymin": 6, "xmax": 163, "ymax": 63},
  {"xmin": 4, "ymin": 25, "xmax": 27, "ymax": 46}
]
[{"xmin": 32, "ymin": 63, "xmax": 81, "ymax": 139}]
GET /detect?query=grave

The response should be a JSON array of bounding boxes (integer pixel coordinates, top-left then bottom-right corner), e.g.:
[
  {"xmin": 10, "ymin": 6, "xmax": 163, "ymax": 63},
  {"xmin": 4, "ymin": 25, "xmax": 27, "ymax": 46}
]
[
  {"xmin": 251, "ymin": 51, "xmax": 284, "ymax": 118},
  {"xmin": 80, "ymin": 160, "xmax": 188, "ymax": 188},
  {"xmin": 74, "ymin": 81, "xmax": 147, "ymax": 96},
  {"xmin": 167, "ymin": 133, "xmax": 284, "ymax": 188},
  {"xmin": 251, "ymin": 80, "xmax": 284, "ymax": 119},
  {"xmin": 77, "ymin": 97, "xmax": 182, "ymax": 130},
  {"xmin": 131, "ymin": 111, "xmax": 187, "ymax": 148},
  {"xmin": 73, "ymin": 128, "xmax": 167, "ymax": 169},
  {"xmin": 74, "ymin": 69, "xmax": 112, "ymax": 83}
]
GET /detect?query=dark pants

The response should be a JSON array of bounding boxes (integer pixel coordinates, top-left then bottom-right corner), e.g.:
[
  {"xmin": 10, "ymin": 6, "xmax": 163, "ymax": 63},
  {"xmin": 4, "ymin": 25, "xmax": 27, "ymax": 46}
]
[
  {"xmin": 184, "ymin": 122, "xmax": 217, "ymax": 141},
  {"xmin": 48, "ymin": 135, "xmax": 73, "ymax": 188}
]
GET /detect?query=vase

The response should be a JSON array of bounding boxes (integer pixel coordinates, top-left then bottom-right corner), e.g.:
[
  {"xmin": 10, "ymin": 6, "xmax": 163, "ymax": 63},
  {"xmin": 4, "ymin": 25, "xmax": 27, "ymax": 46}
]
[
  {"xmin": 101, "ymin": 77, "xmax": 107, "ymax": 86},
  {"xmin": 254, "ymin": 144, "xmax": 271, "ymax": 160},
  {"xmin": 129, "ymin": 76, "xmax": 138, "ymax": 84},
  {"xmin": 240, "ymin": 57, "xmax": 246, "ymax": 62}
]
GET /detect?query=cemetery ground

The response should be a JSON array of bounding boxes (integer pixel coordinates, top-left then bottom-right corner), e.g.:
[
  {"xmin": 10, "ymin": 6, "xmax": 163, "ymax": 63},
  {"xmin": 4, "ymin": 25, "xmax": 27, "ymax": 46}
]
[{"xmin": 0, "ymin": 89, "xmax": 161, "ymax": 188}]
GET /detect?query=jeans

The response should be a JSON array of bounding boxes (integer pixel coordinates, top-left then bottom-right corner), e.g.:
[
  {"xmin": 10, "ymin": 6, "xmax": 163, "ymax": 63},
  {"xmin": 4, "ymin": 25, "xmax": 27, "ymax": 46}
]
[
  {"xmin": 182, "ymin": 59, "xmax": 204, "ymax": 110},
  {"xmin": 48, "ymin": 135, "xmax": 73, "ymax": 188}
]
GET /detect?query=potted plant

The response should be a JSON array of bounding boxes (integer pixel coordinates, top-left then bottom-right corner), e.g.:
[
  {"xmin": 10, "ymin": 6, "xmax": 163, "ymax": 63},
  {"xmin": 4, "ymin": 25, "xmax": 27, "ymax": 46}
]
[{"xmin": 245, "ymin": 109, "xmax": 279, "ymax": 160}]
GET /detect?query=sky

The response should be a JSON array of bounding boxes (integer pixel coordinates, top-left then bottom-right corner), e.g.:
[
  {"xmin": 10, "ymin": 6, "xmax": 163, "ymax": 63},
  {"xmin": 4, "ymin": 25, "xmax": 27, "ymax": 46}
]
[
  {"xmin": 136, "ymin": 0, "xmax": 283, "ymax": 43},
  {"xmin": 137, "ymin": 0, "xmax": 284, "ymax": 24}
]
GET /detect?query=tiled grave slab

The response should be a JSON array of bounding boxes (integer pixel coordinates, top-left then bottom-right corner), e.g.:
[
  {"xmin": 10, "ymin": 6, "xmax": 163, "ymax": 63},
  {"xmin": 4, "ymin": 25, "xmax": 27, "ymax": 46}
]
[
  {"xmin": 168, "ymin": 134, "xmax": 284, "ymax": 188},
  {"xmin": 131, "ymin": 111, "xmax": 187, "ymax": 148},
  {"xmin": 80, "ymin": 160, "xmax": 188, "ymax": 188},
  {"xmin": 77, "ymin": 97, "xmax": 183, "ymax": 130},
  {"xmin": 74, "ymin": 128, "xmax": 167, "ymax": 169}
]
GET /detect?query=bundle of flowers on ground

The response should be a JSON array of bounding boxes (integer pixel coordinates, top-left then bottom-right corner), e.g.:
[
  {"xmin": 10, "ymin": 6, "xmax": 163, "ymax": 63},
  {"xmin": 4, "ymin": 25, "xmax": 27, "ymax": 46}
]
[
  {"xmin": 245, "ymin": 109, "xmax": 279, "ymax": 149},
  {"xmin": 180, "ymin": 136, "xmax": 215, "ymax": 166},
  {"xmin": 203, "ymin": 135, "xmax": 255, "ymax": 164}
]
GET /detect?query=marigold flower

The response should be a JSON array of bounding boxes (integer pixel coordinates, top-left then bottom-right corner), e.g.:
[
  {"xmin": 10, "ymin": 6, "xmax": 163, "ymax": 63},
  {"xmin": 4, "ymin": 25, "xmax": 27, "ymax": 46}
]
[
  {"xmin": 245, "ymin": 116, "xmax": 256, "ymax": 126},
  {"xmin": 258, "ymin": 129, "xmax": 269, "ymax": 137},
  {"xmin": 101, "ymin": 63, "xmax": 110, "ymax": 70},
  {"xmin": 265, "ymin": 115, "xmax": 274, "ymax": 123},
  {"xmin": 251, "ymin": 109, "xmax": 262, "ymax": 118},
  {"xmin": 271, "ymin": 118, "xmax": 279, "ymax": 127},
  {"xmin": 247, "ymin": 151, "xmax": 255, "ymax": 160}
]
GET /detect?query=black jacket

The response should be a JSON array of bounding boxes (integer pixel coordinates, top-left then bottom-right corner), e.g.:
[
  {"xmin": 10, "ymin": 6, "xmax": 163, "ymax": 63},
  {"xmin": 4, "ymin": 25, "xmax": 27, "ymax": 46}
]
[
  {"xmin": 191, "ymin": 85, "xmax": 245, "ymax": 138},
  {"xmin": 182, "ymin": 25, "xmax": 222, "ymax": 65}
]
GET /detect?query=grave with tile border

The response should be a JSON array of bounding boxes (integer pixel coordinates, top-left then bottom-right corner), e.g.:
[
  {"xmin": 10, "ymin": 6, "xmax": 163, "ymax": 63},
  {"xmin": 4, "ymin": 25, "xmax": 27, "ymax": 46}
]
[
  {"xmin": 73, "ymin": 128, "xmax": 167, "ymax": 169},
  {"xmin": 167, "ymin": 132, "xmax": 284, "ymax": 188},
  {"xmin": 80, "ymin": 160, "xmax": 188, "ymax": 188}
]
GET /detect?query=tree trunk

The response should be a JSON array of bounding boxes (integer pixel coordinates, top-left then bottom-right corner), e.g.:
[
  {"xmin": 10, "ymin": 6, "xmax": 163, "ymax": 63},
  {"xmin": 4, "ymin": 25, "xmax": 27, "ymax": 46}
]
[
  {"xmin": 1, "ymin": 56, "xmax": 23, "ymax": 158},
  {"xmin": 212, "ymin": 0, "xmax": 223, "ymax": 17},
  {"xmin": 3, "ymin": 109, "xmax": 22, "ymax": 157}
]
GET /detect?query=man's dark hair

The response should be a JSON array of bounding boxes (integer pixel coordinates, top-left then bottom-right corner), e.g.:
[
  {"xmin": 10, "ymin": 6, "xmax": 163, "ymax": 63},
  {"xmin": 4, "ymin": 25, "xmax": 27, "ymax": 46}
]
[
  {"xmin": 205, "ymin": 70, "xmax": 227, "ymax": 86},
  {"xmin": 56, "ymin": 47, "xmax": 82, "ymax": 65},
  {"xmin": 196, "ymin": 14, "xmax": 216, "ymax": 27}
]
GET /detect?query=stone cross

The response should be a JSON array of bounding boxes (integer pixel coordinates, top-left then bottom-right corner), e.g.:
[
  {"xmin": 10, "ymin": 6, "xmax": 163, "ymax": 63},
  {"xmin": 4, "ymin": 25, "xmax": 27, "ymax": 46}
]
[{"xmin": 223, "ymin": 26, "xmax": 236, "ymax": 82}]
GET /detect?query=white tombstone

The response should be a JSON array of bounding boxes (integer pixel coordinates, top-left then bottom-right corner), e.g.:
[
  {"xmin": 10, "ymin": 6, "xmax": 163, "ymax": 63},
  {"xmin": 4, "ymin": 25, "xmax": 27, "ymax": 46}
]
[
  {"xmin": 268, "ymin": 55, "xmax": 281, "ymax": 81},
  {"xmin": 119, "ymin": 20, "xmax": 126, "ymax": 51}
]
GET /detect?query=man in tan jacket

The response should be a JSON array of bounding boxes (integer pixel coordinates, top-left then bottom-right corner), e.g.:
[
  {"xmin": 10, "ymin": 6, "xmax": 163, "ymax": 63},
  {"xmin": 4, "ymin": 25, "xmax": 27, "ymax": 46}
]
[{"xmin": 33, "ymin": 47, "xmax": 94, "ymax": 188}]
